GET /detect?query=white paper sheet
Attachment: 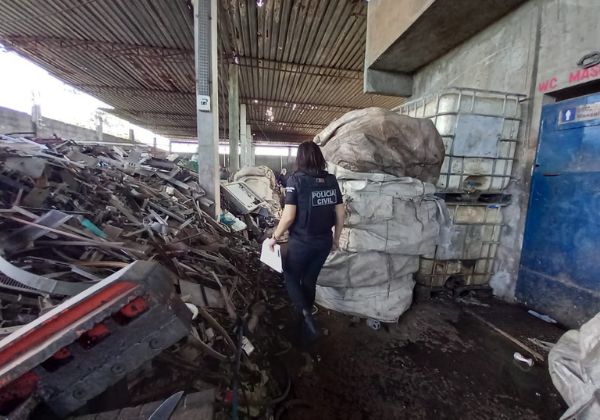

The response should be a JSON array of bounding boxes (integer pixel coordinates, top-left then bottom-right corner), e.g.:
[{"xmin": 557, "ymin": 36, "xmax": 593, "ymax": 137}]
[{"xmin": 260, "ymin": 240, "xmax": 282, "ymax": 273}]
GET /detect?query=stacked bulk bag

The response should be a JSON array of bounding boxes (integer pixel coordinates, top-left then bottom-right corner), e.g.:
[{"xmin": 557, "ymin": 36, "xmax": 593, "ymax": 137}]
[
  {"xmin": 313, "ymin": 110, "xmax": 447, "ymax": 322},
  {"xmin": 315, "ymin": 164, "xmax": 448, "ymax": 322}
]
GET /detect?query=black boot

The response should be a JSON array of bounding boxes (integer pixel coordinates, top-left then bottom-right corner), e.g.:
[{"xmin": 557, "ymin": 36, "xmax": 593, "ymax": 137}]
[{"xmin": 302, "ymin": 308, "xmax": 319, "ymax": 340}]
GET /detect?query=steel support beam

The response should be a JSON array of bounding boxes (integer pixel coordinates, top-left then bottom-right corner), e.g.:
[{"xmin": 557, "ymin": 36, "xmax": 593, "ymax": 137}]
[
  {"xmin": 5, "ymin": 35, "xmax": 193, "ymax": 62},
  {"xmin": 248, "ymin": 120, "xmax": 326, "ymax": 130},
  {"xmin": 78, "ymin": 85, "xmax": 194, "ymax": 98},
  {"xmin": 236, "ymin": 56, "xmax": 362, "ymax": 80},
  {"xmin": 106, "ymin": 109, "xmax": 195, "ymax": 119},
  {"xmin": 194, "ymin": 0, "xmax": 220, "ymax": 217},
  {"xmin": 242, "ymin": 98, "xmax": 355, "ymax": 113},
  {"xmin": 228, "ymin": 64, "xmax": 240, "ymax": 174}
]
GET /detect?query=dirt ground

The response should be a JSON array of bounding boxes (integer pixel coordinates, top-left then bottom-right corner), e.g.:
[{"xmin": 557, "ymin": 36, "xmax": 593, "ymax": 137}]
[{"xmin": 276, "ymin": 295, "xmax": 567, "ymax": 420}]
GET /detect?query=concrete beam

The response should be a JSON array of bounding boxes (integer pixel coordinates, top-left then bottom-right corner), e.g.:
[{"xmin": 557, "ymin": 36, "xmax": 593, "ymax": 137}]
[
  {"xmin": 194, "ymin": 0, "xmax": 220, "ymax": 217},
  {"xmin": 365, "ymin": 0, "xmax": 528, "ymax": 73},
  {"xmin": 228, "ymin": 64, "xmax": 240, "ymax": 174},
  {"xmin": 363, "ymin": 68, "xmax": 413, "ymax": 97}
]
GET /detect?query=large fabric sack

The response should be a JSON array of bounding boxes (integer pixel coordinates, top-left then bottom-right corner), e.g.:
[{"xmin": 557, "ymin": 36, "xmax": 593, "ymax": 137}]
[
  {"xmin": 339, "ymin": 175, "xmax": 436, "ymax": 226},
  {"xmin": 549, "ymin": 312, "xmax": 600, "ymax": 420},
  {"xmin": 345, "ymin": 194, "xmax": 440, "ymax": 228},
  {"xmin": 315, "ymin": 276, "xmax": 415, "ymax": 323},
  {"xmin": 339, "ymin": 210, "xmax": 439, "ymax": 255},
  {"xmin": 339, "ymin": 177, "xmax": 436, "ymax": 199},
  {"xmin": 315, "ymin": 108, "xmax": 445, "ymax": 182},
  {"xmin": 234, "ymin": 165, "xmax": 276, "ymax": 183},
  {"xmin": 328, "ymin": 163, "xmax": 445, "ymax": 253},
  {"xmin": 234, "ymin": 166, "xmax": 280, "ymax": 214},
  {"xmin": 318, "ymin": 251, "xmax": 418, "ymax": 288}
]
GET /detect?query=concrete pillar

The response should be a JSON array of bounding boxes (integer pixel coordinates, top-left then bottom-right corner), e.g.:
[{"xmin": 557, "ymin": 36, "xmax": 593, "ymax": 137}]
[
  {"xmin": 169, "ymin": 140, "xmax": 172, "ymax": 154},
  {"xmin": 129, "ymin": 128, "xmax": 135, "ymax": 144},
  {"xmin": 239, "ymin": 104, "xmax": 249, "ymax": 168},
  {"xmin": 228, "ymin": 64, "xmax": 240, "ymax": 174},
  {"xmin": 31, "ymin": 104, "xmax": 41, "ymax": 137},
  {"xmin": 250, "ymin": 143, "xmax": 256, "ymax": 166},
  {"xmin": 95, "ymin": 111, "xmax": 103, "ymax": 142},
  {"xmin": 194, "ymin": 0, "xmax": 220, "ymax": 217},
  {"xmin": 152, "ymin": 137, "xmax": 157, "ymax": 153}
]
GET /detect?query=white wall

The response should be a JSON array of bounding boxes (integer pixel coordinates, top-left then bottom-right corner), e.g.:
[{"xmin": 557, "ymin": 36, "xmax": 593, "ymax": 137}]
[{"xmin": 0, "ymin": 106, "xmax": 129, "ymax": 144}]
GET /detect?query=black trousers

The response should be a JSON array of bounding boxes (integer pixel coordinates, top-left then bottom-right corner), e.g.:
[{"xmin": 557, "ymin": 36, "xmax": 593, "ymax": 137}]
[{"xmin": 284, "ymin": 236, "xmax": 332, "ymax": 313}]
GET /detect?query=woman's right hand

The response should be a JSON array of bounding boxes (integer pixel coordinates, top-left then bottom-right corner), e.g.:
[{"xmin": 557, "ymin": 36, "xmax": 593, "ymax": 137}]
[
  {"xmin": 266, "ymin": 236, "xmax": 277, "ymax": 252},
  {"xmin": 332, "ymin": 238, "xmax": 339, "ymax": 252}
]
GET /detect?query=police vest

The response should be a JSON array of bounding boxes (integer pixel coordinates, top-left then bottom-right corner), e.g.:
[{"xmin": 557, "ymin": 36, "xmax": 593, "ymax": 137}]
[{"xmin": 289, "ymin": 171, "xmax": 340, "ymax": 239}]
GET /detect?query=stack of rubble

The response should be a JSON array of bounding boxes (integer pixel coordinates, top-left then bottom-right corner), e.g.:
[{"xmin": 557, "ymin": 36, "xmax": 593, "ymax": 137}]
[
  {"xmin": 0, "ymin": 135, "xmax": 289, "ymax": 418},
  {"xmin": 314, "ymin": 108, "xmax": 447, "ymax": 322}
]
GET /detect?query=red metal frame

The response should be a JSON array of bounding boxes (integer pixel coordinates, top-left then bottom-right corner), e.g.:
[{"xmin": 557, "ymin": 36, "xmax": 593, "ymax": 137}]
[{"xmin": 0, "ymin": 281, "xmax": 136, "ymax": 383}]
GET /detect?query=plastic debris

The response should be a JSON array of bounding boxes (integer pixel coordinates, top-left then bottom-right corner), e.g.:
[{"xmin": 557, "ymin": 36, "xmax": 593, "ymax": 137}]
[
  {"xmin": 514, "ymin": 352, "xmax": 534, "ymax": 367},
  {"xmin": 528, "ymin": 310, "xmax": 558, "ymax": 324},
  {"xmin": 366, "ymin": 318, "xmax": 381, "ymax": 331}
]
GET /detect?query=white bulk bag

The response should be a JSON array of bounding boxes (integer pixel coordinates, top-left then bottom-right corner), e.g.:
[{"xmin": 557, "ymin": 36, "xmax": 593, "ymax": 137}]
[
  {"xmin": 315, "ymin": 276, "xmax": 415, "ymax": 323},
  {"xmin": 318, "ymin": 251, "xmax": 418, "ymax": 288},
  {"xmin": 549, "ymin": 312, "xmax": 600, "ymax": 420}
]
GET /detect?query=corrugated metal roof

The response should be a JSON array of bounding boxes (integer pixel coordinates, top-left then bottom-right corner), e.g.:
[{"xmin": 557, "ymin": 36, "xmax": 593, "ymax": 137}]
[{"xmin": 0, "ymin": 0, "xmax": 404, "ymax": 142}]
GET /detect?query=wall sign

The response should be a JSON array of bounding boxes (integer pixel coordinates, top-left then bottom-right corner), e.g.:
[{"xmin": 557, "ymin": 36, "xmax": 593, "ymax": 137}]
[
  {"xmin": 538, "ymin": 64, "xmax": 600, "ymax": 93},
  {"xmin": 559, "ymin": 102, "xmax": 600, "ymax": 124}
]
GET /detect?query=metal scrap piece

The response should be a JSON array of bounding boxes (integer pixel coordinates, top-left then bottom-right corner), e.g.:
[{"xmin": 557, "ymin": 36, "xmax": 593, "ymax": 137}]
[
  {"xmin": 147, "ymin": 390, "xmax": 184, "ymax": 420},
  {"xmin": 3, "ymin": 156, "xmax": 48, "ymax": 178},
  {"xmin": 1, "ymin": 210, "xmax": 71, "ymax": 252},
  {"xmin": 0, "ymin": 255, "xmax": 90, "ymax": 296},
  {"xmin": 110, "ymin": 195, "xmax": 142, "ymax": 225}
]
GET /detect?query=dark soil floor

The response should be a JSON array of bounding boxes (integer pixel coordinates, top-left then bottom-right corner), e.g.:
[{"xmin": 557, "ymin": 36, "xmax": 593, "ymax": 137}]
[{"xmin": 276, "ymin": 294, "xmax": 567, "ymax": 420}]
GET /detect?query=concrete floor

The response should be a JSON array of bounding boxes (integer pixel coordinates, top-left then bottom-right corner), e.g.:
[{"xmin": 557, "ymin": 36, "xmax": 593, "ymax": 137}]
[{"xmin": 277, "ymin": 295, "xmax": 567, "ymax": 420}]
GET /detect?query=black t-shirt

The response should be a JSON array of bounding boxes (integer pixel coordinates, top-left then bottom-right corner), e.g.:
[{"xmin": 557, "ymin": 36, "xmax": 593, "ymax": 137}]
[{"xmin": 285, "ymin": 170, "xmax": 343, "ymax": 240}]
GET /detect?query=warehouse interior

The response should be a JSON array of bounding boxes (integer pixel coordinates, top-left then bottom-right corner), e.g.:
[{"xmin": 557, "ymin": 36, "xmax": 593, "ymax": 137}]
[{"xmin": 0, "ymin": 0, "xmax": 599, "ymax": 418}]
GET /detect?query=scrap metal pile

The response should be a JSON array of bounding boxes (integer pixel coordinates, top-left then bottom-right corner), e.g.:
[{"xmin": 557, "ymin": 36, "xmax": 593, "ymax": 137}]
[{"xmin": 0, "ymin": 135, "xmax": 289, "ymax": 418}]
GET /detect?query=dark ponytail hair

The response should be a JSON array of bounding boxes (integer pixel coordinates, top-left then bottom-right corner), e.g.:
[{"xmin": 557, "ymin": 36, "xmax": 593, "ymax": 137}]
[{"xmin": 295, "ymin": 141, "xmax": 327, "ymax": 175}]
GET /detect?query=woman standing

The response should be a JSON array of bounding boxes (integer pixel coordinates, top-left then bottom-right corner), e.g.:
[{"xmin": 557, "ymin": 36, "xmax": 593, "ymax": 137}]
[{"xmin": 267, "ymin": 141, "xmax": 345, "ymax": 342}]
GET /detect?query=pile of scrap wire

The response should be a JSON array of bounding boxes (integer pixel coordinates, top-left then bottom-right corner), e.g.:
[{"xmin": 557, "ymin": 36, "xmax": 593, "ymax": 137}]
[{"xmin": 0, "ymin": 135, "xmax": 291, "ymax": 419}]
